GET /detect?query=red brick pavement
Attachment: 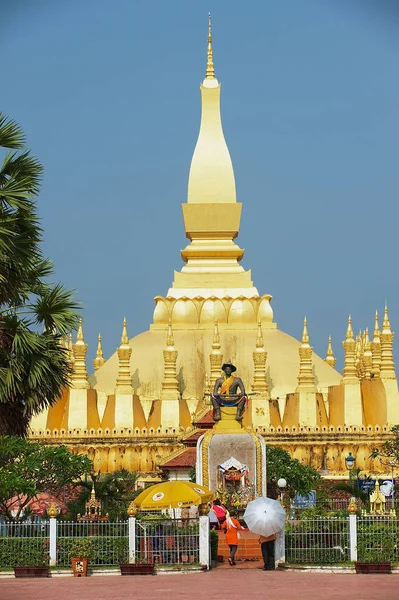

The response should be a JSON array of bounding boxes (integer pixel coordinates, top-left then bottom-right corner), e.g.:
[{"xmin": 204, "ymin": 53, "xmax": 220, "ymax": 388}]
[{"xmin": 0, "ymin": 571, "xmax": 398, "ymax": 600}]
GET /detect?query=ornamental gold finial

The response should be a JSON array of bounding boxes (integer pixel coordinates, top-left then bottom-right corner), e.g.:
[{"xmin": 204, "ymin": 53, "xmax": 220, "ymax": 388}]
[
  {"xmin": 47, "ymin": 503, "xmax": 58, "ymax": 518},
  {"xmin": 91, "ymin": 482, "xmax": 96, "ymax": 499},
  {"xmin": 325, "ymin": 335, "xmax": 336, "ymax": 369},
  {"xmin": 382, "ymin": 304, "xmax": 391, "ymax": 334},
  {"xmin": 93, "ymin": 333, "xmax": 106, "ymax": 371},
  {"xmin": 346, "ymin": 316, "xmax": 354, "ymax": 341},
  {"xmin": 120, "ymin": 317, "xmax": 129, "ymax": 346},
  {"xmin": 373, "ymin": 310, "xmax": 381, "ymax": 341},
  {"xmin": 212, "ymin": 319, "xmax": 220, "ymax": 349},
  {"xmin": 166, "ymin": 318, "xmax": 174, "ymax": 349},
  {"xmin": 301, "ymin": 317, "xmax": 310, "ymax": 346},
  {"xmin": 205, "ymin": 13, "xmax": 215, "ymax": 79},
  {"xmin": 76, "ymin": 318, "xmax": 84, "ymax": 343}
]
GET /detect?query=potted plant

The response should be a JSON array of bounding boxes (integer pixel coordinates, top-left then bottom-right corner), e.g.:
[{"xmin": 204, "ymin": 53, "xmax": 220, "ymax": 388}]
[
  {"xmin": 14, "ymin": 539, "xmax": 50, "ymax": 578},
  {"xmin": 119, "ymin": 552, "xmax": 155, "ymax": 575},
  {"xmin": 210, "ymin": 529, "xmax": 218, "ymax": 569},
  {"xmin": 355, "ymin": 538, "xmax": 392, "ymax": 574},
  {"xmin": 70, "ymin": 539, "xmax": 94, "ymax": 577}
]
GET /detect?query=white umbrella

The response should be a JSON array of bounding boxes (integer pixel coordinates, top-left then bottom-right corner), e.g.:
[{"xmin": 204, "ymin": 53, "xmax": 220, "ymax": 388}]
[{"xmin": 243, "ymin": 496, "xmax": 286, "ymax": 538}]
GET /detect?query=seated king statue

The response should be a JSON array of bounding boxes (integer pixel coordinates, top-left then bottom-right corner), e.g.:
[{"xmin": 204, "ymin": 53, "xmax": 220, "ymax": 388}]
[{"xmin": 211, "ymin": 362, "xmax": 247, "ymax": 423}]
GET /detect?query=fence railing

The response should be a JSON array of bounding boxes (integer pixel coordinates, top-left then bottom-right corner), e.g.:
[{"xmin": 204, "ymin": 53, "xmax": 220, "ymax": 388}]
[
  {"xmin": 135, "ymin": 518, "xmax": 200, "ymax": 565},
  {"xmin": 285, "ymin": 518, "xmax": 350, "ymax": 564},
  {"xmin": 0, "ymin": 521, "xmax": 50, "ymax": 569},
  {"xmin": 57, "ymin": 521, "xmax": 129, "ymax": 567},
  {"xmin": 357, "ymin": 516, "xmax": 399, "ymax": 563}
]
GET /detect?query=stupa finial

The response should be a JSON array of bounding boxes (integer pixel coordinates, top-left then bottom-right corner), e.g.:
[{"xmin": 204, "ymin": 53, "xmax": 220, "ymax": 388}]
[
  {"xmin": 373, "ymin": 310, "xmax": 381, "ymax": 341},
  {"xmin": 93, "ymin": 333, "xmax": 106, "ymax": 371},
  {"xmin": 76, "ymin": 317, "xmax": 85, "ymax": 343},
  {"xmin": 346, "ymin": 316, "xmax": 354, "ymax": 341},
  {"xmin": 301, "ymin": 317, "xmax": 310, "ymax": 346},
  {"xmin": 205, "ymin": 13, "xmax": 215, "ymax": 79},
  {"xmin": 325, "ymin": 335, "xmax": 336, "ymax": 369},
  {"xmin": 120, "ymin": 317, "xmax": 129, "ymax": 346},
  {"xmin": 212, "ymin": 319, "xmax": 220, "ymax": 349},
  {"xmin": 382, "ymin": 304, "xmax": 391, "ymax": 334}
]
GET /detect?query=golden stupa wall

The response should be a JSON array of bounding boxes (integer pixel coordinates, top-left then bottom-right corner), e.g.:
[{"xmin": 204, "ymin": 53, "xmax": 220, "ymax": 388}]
[{"xmin": 29, "ymin": 18, "xmax": 399, "ymax": 479}]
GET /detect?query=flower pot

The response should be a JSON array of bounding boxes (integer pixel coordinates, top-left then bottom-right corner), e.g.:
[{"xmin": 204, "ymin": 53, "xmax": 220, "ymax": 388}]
[
  {"xmin": 119, "ymin": 563, "xmax": 155, "ymax": 576},
  {"xmin": 71, "ymin": 557, "xmax": 89, "ymax": 577},
  {"xmin": 354, "ymin": 562, "xmax": 391, "ymax": 574},
  {"xmin": 14, "ymin": 566, "xmax": 49, "ymax": 578}
]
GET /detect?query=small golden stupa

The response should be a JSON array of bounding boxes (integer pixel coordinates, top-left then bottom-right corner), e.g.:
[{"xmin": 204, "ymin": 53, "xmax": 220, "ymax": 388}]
[{"xmin": 30, "ymin": 16, "xmax": 399, "ymax": 480}]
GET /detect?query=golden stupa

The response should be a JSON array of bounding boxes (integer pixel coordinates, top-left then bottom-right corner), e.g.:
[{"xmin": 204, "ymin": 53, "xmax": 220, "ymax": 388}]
[{"xmin": 30, "ymin": 17, "xmax": 399, "ymax": 479}]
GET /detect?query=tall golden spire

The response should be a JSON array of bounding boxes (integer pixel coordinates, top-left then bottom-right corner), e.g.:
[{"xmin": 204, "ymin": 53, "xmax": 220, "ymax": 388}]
[
  {"xmin": 161, "ymin": 320, "xmax": 179, "ymax": 399},
  {"xmin": 71, "ymin": 318, "xmax": 89, "ymax": 388},
  {"xmin": 325, "ymin": 335, "xmax": 336, "ymax": 369},
  {"xmin": 115, "ymin": 318, "xmax": 133, "ymax": 392},
  {"xmin": 252, "ymin": 321, "xmax": 268, "ymax": 395},
  {"xmin": 363, "ymin": 327, "xmax": 372, "ymax": 379},
  {"xmin": 380, "ymin": 305, "xmax": 396, "ymax": 379},
  {"xmin": 209, "ymin": 320, "xmax": 223, "ymax": 387},
  {"xmin": 342, "ymin": 316, "xmax": 358, "ymax": 382},
  {"xmin": 93, "ymin": 333, "xmax": 105, "ymax": 371},
  {"xmin": 297, "ymin": 317, "xmax": 316, "ymax": 390},
  {"xmin": 371, "ymin": 310, "xmax": 381, "ymax": 378},
  {"xmin": 205, "ymin": 13, "xmax": 215, "ymax": 79}
]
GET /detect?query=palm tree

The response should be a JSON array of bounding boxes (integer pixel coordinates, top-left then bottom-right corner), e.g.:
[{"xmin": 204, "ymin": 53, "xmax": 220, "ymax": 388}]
[{"xmin": 0, "ymin": 113, "xmax": 79, "ymax": 436}]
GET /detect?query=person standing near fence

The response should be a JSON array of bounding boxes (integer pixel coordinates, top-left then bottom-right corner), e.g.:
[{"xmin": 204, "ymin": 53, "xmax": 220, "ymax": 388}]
[
  {"xmin": 222, "ymin": 510, "xmax": 246, "ymax": 566},
  {"xmin": 259, "ymin": 533, "xmax": 276, "ymax": 570}
]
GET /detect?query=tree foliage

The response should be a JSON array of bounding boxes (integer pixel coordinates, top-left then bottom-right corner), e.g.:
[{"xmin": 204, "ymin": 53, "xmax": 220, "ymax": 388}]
[
  {"xmin": 266, "ymin": 445, "xmax": 320, "ymax": 496},
  {"xmin": 0, "ymin": 436, "xmax": 92, "ymax": 521},
  {"xmin": 0, "ymin": 113, "xmax": 79, "ymax": 436},
  {"xmin": 370, "ymin": 425, "xmax": 399, "ymax": 466}
]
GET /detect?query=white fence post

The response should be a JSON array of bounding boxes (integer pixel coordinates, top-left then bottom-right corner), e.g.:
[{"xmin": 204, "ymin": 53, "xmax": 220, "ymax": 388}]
[
  {"xmin": 199, "ymin": 515, "xmax": 210, "ymax": 569},
  {"xmin": 49, "ymin": 517, "xmax": 57, "ymax": 566},
  {"xmin": 349, "ymin": 513, "xmax": 357, "ymax": 561},
  {"xmin": 128, "ymin": 517, "xmax": 136, "ymax": 563}
]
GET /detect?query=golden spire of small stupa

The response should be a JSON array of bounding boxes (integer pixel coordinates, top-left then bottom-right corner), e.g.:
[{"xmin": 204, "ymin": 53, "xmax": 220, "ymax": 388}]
[
  {"xmin": 205, "ymin": 13, "xmax": 215, "ymax": 79},
  {"xmin": 93, "ymin": 333, "xmax": 106, "ymax": 371},
  {"xmin": 301, "ymin": 317, "xmax": 310, "ymax": 346},
  {"xmin": 120, "ymin": 317, "xmax": 129, "ymax": 346},
  {"xmin": 297, "ymin": 317, "xmax": 316, "ymax": 390},
  {"xmin": 115, "ymin": 318, "xmax": 133, "ymax": 392},
  {"xmin": 371, "ymin": 310, "xmax": 381, "ymax": 378},
  {"xmin": 68, "ymin": 332, "xmax": 74, "ymax": 365},
  {"xmin": 380, "ymin": 305, "xmax": 396, "ymax": 379},
  {"xmin": 71, "ymin": 318, "xmax": 89, "ymax": 388},
  {"xmin": 325, "ymin": 335, "xmax": 336, "ymax": 369},
  {"xmin": 363, "ymin": 327, "xmax": 373, "ymax": 379},
  {"xmin": 342, "ymin": 316, "xmax": 358, "ymax": 382},
  {"xmin": 91, "ymin": 482, "xmax": 96, "ymax": 499},
  {"xmin": 210, "ymin": 320, "xmax": 223, "ymax": 387},
  {"xmin": 161, "ymin": 319, "xmax": 179, "ymax": 400},
  {"xmin": 252, "ymin": 321, "xmax": 268, "ymax": 395}
]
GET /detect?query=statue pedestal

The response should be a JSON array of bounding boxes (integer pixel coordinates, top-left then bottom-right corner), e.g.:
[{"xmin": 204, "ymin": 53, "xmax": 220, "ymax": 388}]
[{"xmin": 196, "ymin": 408, "xmax": 266, "ymax": 497}]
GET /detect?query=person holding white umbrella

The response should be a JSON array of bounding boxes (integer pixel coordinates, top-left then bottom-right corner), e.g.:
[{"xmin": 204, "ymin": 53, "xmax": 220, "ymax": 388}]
[{"xmin": 243, "ymin": 496, "xmax": 286, "ymax": 571}]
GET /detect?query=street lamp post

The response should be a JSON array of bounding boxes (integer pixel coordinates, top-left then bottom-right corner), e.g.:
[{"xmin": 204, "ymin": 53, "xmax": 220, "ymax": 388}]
[
  {"xmin": 345, "ymin": 452, "xmax": 356, "ymax": 489},
  {"xmin": 277, "ymin": 478, "xmax": 287, "ymax": 506}
]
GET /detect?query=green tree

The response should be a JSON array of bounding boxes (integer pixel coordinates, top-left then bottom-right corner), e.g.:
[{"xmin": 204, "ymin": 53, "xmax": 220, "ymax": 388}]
[
  {"xmin": 370, "ymin": 425, "xmax": 399, "ymax": 465},
  {"xmin": 0, "ymin": 436, "xmax": 92, "ymax": 521},
  {"xmin": 266, "ymin": 445, "xmax": 320, "ymax": 496},
  {"xmin": 0, "ymin": 113, "xmax": 79, "ymax": 436}
]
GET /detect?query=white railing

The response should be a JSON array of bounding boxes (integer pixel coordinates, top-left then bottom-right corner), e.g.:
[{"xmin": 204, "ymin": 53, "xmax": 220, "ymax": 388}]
[
  {"xmin": 57, "ymin": 521, "xmax": 128, "ymax": 567},
  {"xmin": 285, "ymin": 518, "xmax": 350, "ymax": 564},
  {"xmin": 134, "ymin": 518, "xmax": 200, "ymax": 565},
  {"xmin": 0, "ymin": 520, "xmax": 50, "ymax": 569}
]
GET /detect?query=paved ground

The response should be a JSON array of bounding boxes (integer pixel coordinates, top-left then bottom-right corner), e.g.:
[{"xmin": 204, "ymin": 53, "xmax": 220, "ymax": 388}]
[{"xmin": 0, "ymin": 570, "xmax": 398, "ymax": 600}]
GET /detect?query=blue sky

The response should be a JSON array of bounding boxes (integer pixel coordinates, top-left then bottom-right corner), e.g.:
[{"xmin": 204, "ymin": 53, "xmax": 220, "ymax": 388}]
[{"xmin": 2, "ymin": 0, "xmax": 399, "ymax": 370}]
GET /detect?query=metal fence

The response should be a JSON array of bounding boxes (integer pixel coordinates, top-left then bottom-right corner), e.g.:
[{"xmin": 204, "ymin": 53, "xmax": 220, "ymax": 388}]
[
  {"xmin": 0, "ymin": 520, "xmax": 50, "ymax": 569},
  {"xmin": 285, "ymin": 518, "xmax": 350, "ymax": 564},
  {"xmin": 135, "ymin": 518, "xmax": 200, "ymax": 565},
  {"xmin": 57, "ymin": 521, "xmax": 128, "ymax": 567},
  {"xmin": 357, "ymin": 516, "xmax": 399, "ymax": 563}
]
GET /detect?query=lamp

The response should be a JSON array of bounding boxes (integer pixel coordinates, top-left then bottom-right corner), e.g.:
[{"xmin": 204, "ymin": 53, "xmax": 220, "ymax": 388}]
[
  {"xmin": 345, "ymin": 452, "xmax": 356, "ymax": 487},
  {"xmin": 277, "ymin": 478, "xmax": 287, "ymax": 505}
]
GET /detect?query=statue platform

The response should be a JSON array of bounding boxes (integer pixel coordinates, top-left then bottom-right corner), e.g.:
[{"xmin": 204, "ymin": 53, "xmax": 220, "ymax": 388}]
[{"xmin": 196, "ymin": 407, "xmax": 266, "ymax": 497}]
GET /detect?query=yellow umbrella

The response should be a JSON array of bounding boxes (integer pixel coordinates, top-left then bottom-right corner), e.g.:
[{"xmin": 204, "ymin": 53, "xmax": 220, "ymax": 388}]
[{"xmin": 134, "ymin": 480, "xmax": 214, "ymax": 511}]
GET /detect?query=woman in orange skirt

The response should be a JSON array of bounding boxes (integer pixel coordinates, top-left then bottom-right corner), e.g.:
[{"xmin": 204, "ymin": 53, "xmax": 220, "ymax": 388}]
[{"xmin": 222, "ymin": 510, "xmax": 246, "ymax": 566}]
